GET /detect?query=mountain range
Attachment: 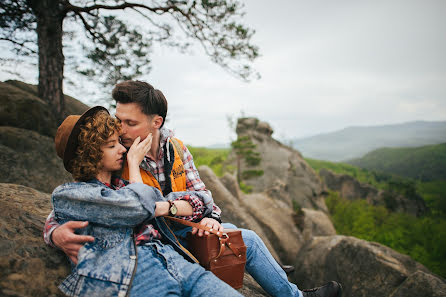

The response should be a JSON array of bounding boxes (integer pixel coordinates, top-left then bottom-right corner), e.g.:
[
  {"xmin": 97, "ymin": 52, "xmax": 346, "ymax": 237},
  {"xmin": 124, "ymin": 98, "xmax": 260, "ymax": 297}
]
[{"xmin": 291, "ymin": 121, "xmax": 446, "ymax": 161}]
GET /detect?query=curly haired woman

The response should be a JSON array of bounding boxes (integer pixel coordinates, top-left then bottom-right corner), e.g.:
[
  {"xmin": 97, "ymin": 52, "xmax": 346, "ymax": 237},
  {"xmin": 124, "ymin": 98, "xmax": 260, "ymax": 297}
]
[{"xmin": 51, "ymin": 106, "xmax": 242, "ymax": 297}]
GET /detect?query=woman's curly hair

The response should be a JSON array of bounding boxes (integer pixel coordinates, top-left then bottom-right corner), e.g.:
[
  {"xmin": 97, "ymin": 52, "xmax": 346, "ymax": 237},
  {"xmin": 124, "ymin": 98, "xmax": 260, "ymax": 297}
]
[{"xmin": 70, "ymin": 111, "xmax": 122, "ymax": 181}]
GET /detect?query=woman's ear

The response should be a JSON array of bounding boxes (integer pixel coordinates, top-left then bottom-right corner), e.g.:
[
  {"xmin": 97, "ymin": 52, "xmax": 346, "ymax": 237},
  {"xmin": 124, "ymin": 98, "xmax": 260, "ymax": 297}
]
[{"xmin": 152, "ymin": 115, "xmax": 164, "ymax": 129}]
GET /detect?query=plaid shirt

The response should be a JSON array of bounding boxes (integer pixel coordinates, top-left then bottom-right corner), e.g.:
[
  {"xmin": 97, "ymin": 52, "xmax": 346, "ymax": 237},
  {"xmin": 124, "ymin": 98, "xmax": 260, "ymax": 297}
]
[{"xmin": 44, "ymin": 127, "xmax": 221, "ymax": 247}]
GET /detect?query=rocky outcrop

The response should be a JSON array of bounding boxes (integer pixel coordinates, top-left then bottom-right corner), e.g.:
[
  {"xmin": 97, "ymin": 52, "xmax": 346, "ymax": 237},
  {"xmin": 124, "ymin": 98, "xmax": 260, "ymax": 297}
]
[
  {"xmin": 319, "ymin": 168, "xmax": 428, "ymax": 216},
  {"xmin": 292, "ymin": 235, "xmax": 443, "ymax": 297},
  {"xmin": 0, "ymin": 80, "xmax": 89, "ymax": 193},
  {"xmin": 199, "ymin": 165, "xmax": 336, "ymax": 265},
  {"xmin": 232, "ymin": 117, "xmax": 327, "ymax": 211},
  {"xmin": 0, "ymin": 126, "xmax": 72, "ymax": 194},
  {"xmin": 1, "ymin": 80, "xmax": 89, "ymax": 138},
  {"xmin": 389, "ymin": 270, "xmax": 446, "ymax": 297},
  {"xmin": 0, "ymin": 183, "xmax": 69, "ymax": 297}
]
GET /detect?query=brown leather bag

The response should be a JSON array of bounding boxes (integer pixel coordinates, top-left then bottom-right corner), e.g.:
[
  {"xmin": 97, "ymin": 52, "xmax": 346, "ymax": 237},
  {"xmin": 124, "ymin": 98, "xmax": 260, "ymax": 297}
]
[{"xmin": 165, "ymin": 217, "xmax": 247, "ymax": 289}]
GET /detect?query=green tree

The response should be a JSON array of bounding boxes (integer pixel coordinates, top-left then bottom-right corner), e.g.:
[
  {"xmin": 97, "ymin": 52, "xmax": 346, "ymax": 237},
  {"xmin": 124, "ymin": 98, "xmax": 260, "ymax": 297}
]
[
  {"xmin": 231, "ymin": 135, "xmax": 262, "ymax": 183},
  {"xmin": 0, "ymin": 0, "xmax": 259, "ymax": 121}
]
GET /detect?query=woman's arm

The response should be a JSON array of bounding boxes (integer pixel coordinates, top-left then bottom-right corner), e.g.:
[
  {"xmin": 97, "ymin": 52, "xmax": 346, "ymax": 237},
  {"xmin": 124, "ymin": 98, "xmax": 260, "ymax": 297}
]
[{"xmin": 52, "ymin": 182, "xmax": 164, "ymax": 227}]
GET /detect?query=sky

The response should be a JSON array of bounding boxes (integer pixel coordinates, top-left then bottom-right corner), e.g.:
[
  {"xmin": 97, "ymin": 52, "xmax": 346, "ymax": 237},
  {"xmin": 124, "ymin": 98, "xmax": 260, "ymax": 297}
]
[{"xmin": 1, "ymin": 0, "xmax": 446, "ymax": 147}]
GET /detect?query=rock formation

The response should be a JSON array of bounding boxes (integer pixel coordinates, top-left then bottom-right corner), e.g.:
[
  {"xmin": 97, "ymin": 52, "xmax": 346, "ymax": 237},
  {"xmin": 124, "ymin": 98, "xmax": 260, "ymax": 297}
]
[
  {"xmin": 319, "ymin": 168, "xmax": 428, "ymax": 216},
  {"xmin": 0, "ymin": 183, "xmax": 69, "ymax": 297},
  {"xmin": 232, "ymin": 117, "xmax": 327, "ymax": 211},
  {"xmin": 292, "ymin": 235, "xmax": 445, "ymax": 297}
]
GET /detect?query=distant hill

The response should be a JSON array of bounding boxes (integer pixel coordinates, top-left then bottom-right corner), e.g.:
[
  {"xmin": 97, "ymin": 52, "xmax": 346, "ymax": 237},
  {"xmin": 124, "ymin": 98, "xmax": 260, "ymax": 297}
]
[
  {"xmin": 292, "ymin": 121, "xmax": 446, "ymax": 161},
  {"xmin": 347, "ymin": 143, "xmax": 446, "ymax": 181}
]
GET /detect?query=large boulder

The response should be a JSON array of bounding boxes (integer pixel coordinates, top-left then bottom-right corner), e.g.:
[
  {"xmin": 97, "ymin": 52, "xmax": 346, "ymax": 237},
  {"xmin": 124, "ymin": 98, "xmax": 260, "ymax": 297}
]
[
  {"xmin": 198, "ymin": 165, "xmax": 281, "ymax": 261},
  {"xmin": 232, "ymin": 117, "xmax": 327, "ymax": 212},
  {"xmin": 0, "ymin": 126, "xmax": 72, "ymax": 193},
  {"xmin": 389, "ymin": 270, "xmax": 446, "ymax": 297},
  {"xmin": 0, "ymin": 183, "xmax": 69, "ymax": 297},
  {"xmin": 292, "ymin": 235, "xmax": 443, "ymax": 297},
  {"xmin": 0, "ymin": 81, "xmax": 59, "ymax": 138},
  {"xmin": 300, "ymin": 208, "xmax": 336, "ymax": 241},
  {"xmin": 319, "ymin": 168, "xmax": 428, "ymax": 216},
  {"xmin": 3, "ymin": 80, "xmax": 90, "ymax": 130}
]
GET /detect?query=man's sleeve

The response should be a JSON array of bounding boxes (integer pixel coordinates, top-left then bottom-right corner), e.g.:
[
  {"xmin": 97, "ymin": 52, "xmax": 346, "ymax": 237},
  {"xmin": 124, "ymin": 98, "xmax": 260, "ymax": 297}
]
[
  {"xmin": 181, "ymin": 144, "xmax": 222, "ymax": 222},
  {"xmin": 43, "ymin": 210, "xmax": 60, "ymax": 247}
]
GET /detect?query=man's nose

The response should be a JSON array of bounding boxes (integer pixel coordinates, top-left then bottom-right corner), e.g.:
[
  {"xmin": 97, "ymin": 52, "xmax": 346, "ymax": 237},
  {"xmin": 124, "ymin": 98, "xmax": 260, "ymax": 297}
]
[{"xmin": 120, "ymin": 123, "xmax": 127, "ymax": 134}]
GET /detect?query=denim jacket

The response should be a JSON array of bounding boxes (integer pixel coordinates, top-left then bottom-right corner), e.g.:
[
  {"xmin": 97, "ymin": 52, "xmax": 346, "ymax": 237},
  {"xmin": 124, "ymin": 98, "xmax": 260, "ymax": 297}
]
[{"xmin": 52, "ymin": 180, "xmax": 199, "ymax": 297}]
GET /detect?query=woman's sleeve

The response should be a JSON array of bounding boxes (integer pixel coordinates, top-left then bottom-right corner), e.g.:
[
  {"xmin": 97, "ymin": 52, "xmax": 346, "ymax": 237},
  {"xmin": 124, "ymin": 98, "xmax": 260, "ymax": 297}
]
[{"xmin": 52, "ymin": 182, "xmax": 165, "ymax": 227}]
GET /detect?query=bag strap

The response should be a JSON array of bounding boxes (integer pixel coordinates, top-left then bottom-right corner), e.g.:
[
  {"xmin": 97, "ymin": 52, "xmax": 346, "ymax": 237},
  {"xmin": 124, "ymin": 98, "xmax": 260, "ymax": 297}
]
[{"xmin": 165, "ymin": 216, "xmax": 231, "ymax": 258}]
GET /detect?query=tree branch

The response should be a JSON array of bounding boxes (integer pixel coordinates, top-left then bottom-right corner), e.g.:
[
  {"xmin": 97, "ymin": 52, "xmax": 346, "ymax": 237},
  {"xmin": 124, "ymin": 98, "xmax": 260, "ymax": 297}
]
[{"xmin": 65, "ymin": 1, "xmax": 178, "ymax": 15}]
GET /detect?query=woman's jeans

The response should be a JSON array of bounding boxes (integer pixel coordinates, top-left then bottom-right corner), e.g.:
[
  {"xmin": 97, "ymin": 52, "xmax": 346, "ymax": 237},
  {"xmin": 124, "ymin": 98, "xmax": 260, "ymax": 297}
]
[
  {"xmin": 174, "ymin": 223, "xmax": 302, "ymax": 297},
  {"xmin": 129, "ymin": 240, "xmax": 242, "ymax": 297}
]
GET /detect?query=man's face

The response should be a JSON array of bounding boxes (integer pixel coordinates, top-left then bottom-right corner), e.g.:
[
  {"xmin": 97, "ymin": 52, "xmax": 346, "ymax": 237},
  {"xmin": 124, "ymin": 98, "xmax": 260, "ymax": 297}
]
[{"xmin": 115, "ymin": 102, "xmax": 154, "ymax": 148}]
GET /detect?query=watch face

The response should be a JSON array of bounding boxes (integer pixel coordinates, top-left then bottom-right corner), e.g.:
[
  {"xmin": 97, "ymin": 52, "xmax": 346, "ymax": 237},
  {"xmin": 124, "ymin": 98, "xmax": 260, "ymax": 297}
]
[{"xmin": 170, "ymin": 204, "xmax": 178, "ymax": 216}]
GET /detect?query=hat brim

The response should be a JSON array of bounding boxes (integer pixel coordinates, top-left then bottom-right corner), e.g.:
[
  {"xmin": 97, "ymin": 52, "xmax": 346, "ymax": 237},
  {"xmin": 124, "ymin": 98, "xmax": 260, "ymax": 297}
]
[{"xmin": 63, "ymin": 106, "xmax": 109, "ymax": 172}]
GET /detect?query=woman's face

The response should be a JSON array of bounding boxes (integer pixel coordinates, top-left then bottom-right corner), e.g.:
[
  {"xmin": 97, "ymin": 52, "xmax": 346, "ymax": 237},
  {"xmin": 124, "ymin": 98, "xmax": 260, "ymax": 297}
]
[{"xmin": 100, "ymin": 132, "xmax": 127, "ymax": 173}]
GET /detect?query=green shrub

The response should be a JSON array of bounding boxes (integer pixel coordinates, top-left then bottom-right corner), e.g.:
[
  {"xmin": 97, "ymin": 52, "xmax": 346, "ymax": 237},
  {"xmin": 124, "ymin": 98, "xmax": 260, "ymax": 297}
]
[{"xmin": 326, "ymin": 192, "xmax": 446, "ymax": 278}]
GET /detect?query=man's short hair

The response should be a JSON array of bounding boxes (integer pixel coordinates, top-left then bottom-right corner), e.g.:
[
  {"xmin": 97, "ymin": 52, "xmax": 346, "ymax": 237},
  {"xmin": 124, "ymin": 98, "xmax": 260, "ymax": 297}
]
[{"xmin": 112, "ymin": 80, "xmax": 168, "ymax": 128}]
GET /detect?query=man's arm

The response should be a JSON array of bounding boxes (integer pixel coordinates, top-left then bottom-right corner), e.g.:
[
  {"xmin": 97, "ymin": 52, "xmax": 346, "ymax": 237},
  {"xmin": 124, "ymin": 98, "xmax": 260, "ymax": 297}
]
[
  {"xmin": 181, "ymin": 144, "xmax": 222, "ymax": 221},
  {"xmin": 180, "ymin": 143, "xmax": 224, "ymax": 236}
]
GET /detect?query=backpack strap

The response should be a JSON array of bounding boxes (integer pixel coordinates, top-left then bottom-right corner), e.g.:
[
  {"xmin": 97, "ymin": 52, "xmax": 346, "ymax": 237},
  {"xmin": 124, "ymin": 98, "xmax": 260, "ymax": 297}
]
[{"xmin": 170, "ymin": 138, "xmax": 186, "ymax": 164}]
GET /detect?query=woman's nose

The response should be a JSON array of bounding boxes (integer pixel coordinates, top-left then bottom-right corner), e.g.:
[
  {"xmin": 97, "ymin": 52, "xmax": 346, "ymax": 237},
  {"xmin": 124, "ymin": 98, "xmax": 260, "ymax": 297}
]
[{"xmin": 118, "ymin": 143, "xmax": 127, "ymax": 153}]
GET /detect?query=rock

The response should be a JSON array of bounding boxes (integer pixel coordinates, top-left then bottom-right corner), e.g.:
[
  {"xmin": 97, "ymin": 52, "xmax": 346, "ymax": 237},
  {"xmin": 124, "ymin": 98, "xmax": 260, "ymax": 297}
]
[
  {"xmin": 4, "ymin": 80, "xmax": 90, "ymax": 127},
  {"xmin": 0, "ymin": 81, "xmax": 59, "ymax": 138},
  {"xmin": 0, "ymin": 183, "xmax": 69, "ymax": 297},
  {"xmin": 389, "ymin": 270, "xmax": 446, "ymax": 297},
  {"xmin": 239, "ymin": 274, "xmax": 268, "ymax": 297},
  {"xmin": 0, "ymin": 126, "xmax": 73, "ymax": 193},
  {"xmin": 242, "ymin": 192, "xmax": 303, "ymax": 264},
  {"xmin": 232, "ymin": 117, "xmax": 327, "ymax": 212},
  {"xmin": 300, "ymin": 208, "xmax": 336, "ymax": 241},
  {"xmin": 319, "ymin": 168, "xmax": 428, "ymax": 216},
  {"xmin": 292, "ymin": 235, "xmax": 440, "ymax": 297},
  {"xmin": 220, "ymin": 172, "xmax": 242, "ymax": 200},
  {"xmin": 198, "ymin": 165, "xmax": 282, "ymax": 261}
]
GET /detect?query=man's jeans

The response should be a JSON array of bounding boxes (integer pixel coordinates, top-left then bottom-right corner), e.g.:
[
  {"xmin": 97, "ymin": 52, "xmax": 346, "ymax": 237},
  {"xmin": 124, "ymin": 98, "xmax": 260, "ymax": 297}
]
[
  {"xmin": 175, "ymin": 223, "xmax": 303, "ymax": 297},
  {"xmin": 129, "ymin": 240, "xmax": 242, "ymax": 297}
]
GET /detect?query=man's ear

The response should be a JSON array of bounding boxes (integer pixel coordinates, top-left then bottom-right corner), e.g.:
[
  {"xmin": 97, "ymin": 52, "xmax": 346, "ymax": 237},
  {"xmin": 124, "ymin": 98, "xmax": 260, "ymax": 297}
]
[{"xmin": 152, "ymin": 115, "xmax": 164, "ymax": 129}]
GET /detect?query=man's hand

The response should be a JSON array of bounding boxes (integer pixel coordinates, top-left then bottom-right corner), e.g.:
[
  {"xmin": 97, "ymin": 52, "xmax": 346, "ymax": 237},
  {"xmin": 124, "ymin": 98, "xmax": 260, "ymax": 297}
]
[
  {"xmin": 191, "ymin": 218, "xmax": 224, "ymax": 237},
  {"xmin": 51, "ymin": 221, "xmax": 95, "ymax": 264}
]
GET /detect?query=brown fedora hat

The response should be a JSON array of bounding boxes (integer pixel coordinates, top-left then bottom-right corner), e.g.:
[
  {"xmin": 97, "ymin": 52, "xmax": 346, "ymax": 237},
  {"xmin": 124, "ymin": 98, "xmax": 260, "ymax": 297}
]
[{"xmin": 55, "ymin": 106, "xmax": 109, "ymax": 173}]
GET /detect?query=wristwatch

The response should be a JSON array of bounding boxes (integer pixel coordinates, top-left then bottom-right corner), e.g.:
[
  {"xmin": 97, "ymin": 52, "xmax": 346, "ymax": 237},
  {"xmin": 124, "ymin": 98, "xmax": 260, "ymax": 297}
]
[{"xmin": 168, "ymin": 200, "xmax": 178, "ymax": 216}]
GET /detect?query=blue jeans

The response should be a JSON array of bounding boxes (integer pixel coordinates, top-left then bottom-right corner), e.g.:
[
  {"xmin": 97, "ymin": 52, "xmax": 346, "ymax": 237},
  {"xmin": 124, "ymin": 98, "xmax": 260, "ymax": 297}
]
[
  {"xmin": 174, "ymin": 223, "xmax": 303, "ymax": 297},
  {"xmin": 129, "ymin": 240, "xmax": 242, "ymax": 297}
]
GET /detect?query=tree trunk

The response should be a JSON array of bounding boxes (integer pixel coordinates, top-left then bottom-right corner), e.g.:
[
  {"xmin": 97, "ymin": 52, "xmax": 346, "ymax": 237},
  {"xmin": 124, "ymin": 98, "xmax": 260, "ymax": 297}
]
[{"xmin": 29, "ymin": 0, "xmax": 66, "ymax": 123}]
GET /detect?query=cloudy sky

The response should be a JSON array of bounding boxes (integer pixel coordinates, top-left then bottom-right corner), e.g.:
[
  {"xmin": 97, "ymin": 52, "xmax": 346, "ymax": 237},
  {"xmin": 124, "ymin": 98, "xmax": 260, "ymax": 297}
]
[{"xmin": 1, "ymin": 0, "xmax": 445, "ymax": 147}]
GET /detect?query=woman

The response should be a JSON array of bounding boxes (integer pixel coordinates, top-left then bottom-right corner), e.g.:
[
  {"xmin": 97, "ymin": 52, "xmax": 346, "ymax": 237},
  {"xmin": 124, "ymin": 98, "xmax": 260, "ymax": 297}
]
[{"xmin": 52, "ymin": 106, "xmax": 242, "ymax": 297}]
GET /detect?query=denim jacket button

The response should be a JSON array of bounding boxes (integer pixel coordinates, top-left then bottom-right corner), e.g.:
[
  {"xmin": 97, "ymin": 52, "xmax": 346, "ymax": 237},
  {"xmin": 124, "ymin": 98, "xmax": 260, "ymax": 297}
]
[{"xmin": 130, "ymin": 255, "xmax": 136, "ymax": 260}]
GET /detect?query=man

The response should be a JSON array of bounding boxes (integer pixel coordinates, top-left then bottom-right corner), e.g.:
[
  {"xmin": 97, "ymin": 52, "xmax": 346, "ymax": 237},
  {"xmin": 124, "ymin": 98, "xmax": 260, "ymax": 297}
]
[{"xmin": 44, "ymin": 81, "xmax": 342, "ymax": 297}]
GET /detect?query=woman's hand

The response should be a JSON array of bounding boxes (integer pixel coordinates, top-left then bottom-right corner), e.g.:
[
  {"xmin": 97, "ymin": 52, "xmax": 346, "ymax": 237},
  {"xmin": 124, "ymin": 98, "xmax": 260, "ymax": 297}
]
[
  {"xmin": 127, "ymin": 134, "xmax": 153, "ymax": 167},
  {"xmin": 127, "ymin": 134, "xmax": 152, "ymax": 183},
  {"xmin": 192, "ymin": 217, "xmax": 224, "ymax": 237}
]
